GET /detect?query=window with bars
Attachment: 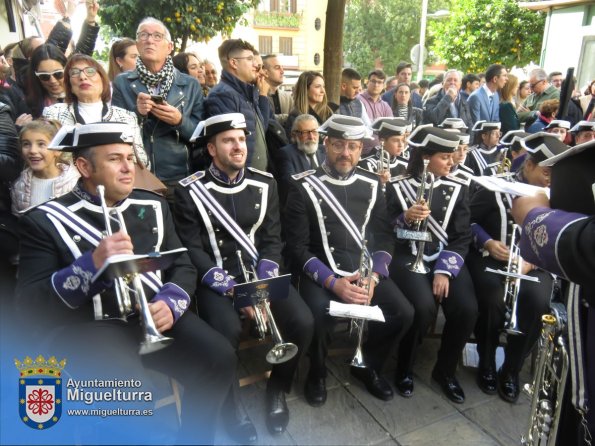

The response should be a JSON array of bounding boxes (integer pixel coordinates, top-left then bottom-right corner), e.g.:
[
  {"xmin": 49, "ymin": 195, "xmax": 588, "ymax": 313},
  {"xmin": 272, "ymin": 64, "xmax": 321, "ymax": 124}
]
[
  {"xmin": 259, "ymin": 36, "xmax": 273, "ymax": 55},
  {"xmin": 279, "ymin": 37, "xmax": 293, "ymax": 55}
]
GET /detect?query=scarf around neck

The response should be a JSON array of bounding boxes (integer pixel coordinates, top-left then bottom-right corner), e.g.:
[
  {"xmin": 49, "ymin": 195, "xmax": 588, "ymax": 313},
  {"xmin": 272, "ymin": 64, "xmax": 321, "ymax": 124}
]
[{"xmin": 136, "ymin": 55, "xmax": 175, "ymax": 98}]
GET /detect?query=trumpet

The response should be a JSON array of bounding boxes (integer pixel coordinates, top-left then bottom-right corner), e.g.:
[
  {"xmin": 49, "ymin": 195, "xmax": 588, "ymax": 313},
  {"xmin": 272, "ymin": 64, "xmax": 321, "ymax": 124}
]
[
  {"xmin": 350, "ymin": 240, "xmax": 374, "ymax": 368},
  {"xmin": 496, "ymin": 147, "xmax": 513, "ymax": 178},
  {"xmin": 236, "ymin": 251, "xmax": 298, "ymax": 364},
  {"xmin": 484, "ymin": 224, "xmax": 540, "ymax": 336},
  {"xmin": 407, "ymin": 159, "xmax": 435, "ymax": 274},
  {"xmin": 377, "ymin": 141, "xmax": 391, "ymax": 176},
  {"xmin": 521, "ymin": 302, "xmax": 568, "ymax": 446},
  {"xmin": 97, "ymin": 185, "xmax": 174, "ymax": 355}
]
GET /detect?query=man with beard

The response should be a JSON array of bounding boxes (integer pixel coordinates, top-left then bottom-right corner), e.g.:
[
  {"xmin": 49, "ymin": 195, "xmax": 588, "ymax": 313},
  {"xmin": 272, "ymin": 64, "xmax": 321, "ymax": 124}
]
[
  {"xmin": 283, "ymin": 115, "xmax": 413, "ymax": 406},
  {"xmin": 277, "ymin": 114, "xmax": 325, "ymax": 204}
]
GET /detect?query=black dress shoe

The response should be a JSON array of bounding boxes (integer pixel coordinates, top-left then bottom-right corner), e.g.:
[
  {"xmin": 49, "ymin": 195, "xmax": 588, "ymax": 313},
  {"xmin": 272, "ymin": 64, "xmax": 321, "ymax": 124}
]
[
  {"xmin": 395, "ymin": 374, "xmax": 414, "ymax": 398},
  {"xmin": 432, "ymin": 367, "xmax": 465, "ymax": 404},
  {"xmin": 497, "ymin": 368, "xmax": 520, "ymax": 403},
  {"xmin": 477, "ymin": 367, "xmax": 498, "ymax": 395},
  {"xmin": 350, "ymin": 366, "xmax": 394, "ymax": 401},
  {"xmin": 265, "ymin": 387, "xmax": 289, "ymax": 434},
  {"xmin": 225, "ymin": 417, "xmax": 258, "ymax": 444},
  {"xmin": 304, "ymin": 376, "xmax": 326, "ymax": 407}
]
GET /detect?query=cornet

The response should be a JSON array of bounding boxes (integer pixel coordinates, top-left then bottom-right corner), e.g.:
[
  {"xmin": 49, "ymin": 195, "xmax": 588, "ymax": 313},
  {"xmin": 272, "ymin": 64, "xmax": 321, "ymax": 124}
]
[
  {"xmin": 350, "ymin": 240, "xmax": 374, "ymax": 368},
  {"xmin": 407, "ymin": 159, "xmax": 435, "ymax": 274},
  {"xmin": 484, "ymin": 224, "xmax": 540, "ymax": 336},
  {"xmin": 236, "ymin": 251, "xmax": 298, "ymax": 364},
  {"xmin": 97, "ymin": 185, "xmax": 174, "ymax": 355}
]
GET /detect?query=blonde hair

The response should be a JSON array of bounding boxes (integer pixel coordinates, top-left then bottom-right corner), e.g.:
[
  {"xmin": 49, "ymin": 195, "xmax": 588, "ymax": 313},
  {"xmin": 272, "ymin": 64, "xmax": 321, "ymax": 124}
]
[{"xmin": 499, "ymin": 73, "xmax": 518, "ymax": 103}]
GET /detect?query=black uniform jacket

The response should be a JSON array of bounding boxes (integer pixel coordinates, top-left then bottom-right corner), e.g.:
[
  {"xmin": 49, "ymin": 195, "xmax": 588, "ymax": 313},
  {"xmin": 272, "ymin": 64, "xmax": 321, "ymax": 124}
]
[
  {"xmin": 387, "ymin": 174, "xmax": 471, "ymax": 278},
  {"xmin": 283, "ymin": 164, "xmax": 393, "ymax": 287},
  {"xmin": 16, "ymin": 186, "xmax": 195, "ymax": 324},
  {"xmin": 174, "ymin": 166, "xmax": 282, "ymax": 295}
]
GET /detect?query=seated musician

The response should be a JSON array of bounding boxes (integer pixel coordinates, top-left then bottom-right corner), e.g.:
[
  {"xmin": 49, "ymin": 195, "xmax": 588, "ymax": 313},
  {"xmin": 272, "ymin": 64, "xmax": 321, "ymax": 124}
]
[
  {"xmin": 465, "ymin": 120, "xmax": 503, "ymax": 176},
  {"xmin": 440, "ymin": 118, "xmax": 473, "ymax": 181},
  {"xmin": 468, "ymin": 132, "xmax": 568, "ymax": 402},
  {"xmin": 283, "ymin": 115, "xmax": 413, "ymax": 406},
  {"xmin": 173, "ymin": 113, "xmax": 313, "ymax": 442},
  {"xmin": 387, "ymin": 125, "xmax": 478, "ymax": 403},
  {"xmin": 15, "ymin": 122, "xmax": 236, "ymax": 444},
  {"xmin": 358, "ymin": 117, "xmax": 411, "ymax": 185}
]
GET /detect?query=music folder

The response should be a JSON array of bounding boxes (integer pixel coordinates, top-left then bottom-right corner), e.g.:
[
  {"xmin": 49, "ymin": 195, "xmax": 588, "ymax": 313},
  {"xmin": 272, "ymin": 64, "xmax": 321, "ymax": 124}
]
[
  {"xmin": 92, "ymin": 248, "xmax": 187, "ymax": 283},
  {"xmin": 233, "ymin": 274, "xmax": 292, "ymax": 310}
]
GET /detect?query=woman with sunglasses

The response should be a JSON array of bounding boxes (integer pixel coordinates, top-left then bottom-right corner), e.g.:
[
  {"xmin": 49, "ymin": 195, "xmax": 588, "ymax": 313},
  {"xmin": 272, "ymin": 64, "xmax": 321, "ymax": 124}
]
[
  {"xmin": 42, "ymin": 54, "xmax": 148, "ymax": 166},
  {"xmin": 25, "ymin": 44, "xmax": 67, "ymax": 122}
]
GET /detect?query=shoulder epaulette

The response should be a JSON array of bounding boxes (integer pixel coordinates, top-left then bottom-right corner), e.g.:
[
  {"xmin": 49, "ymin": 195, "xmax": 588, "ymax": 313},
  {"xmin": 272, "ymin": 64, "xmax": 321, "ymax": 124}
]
[
  {"xmin": 389, "ymin": 174, "xmax": 411, "ymax": 183},
  {"xmin": 247, "ymin": 167, "xmax": 273, "ymax": 178},
  {"xmin": 178, "ymin": 171, "xmax": 205, "ymax": 187},
  {"xmin": 291, "ymin": 169, "xmax": 316, "ymax": 180}
]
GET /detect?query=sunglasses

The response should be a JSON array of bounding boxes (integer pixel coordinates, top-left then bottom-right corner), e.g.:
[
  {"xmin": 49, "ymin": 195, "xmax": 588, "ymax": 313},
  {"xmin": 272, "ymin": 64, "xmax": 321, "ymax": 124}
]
[{"xmin": 35, "ymin": 69, "xmax": 65, "ymax": 82}]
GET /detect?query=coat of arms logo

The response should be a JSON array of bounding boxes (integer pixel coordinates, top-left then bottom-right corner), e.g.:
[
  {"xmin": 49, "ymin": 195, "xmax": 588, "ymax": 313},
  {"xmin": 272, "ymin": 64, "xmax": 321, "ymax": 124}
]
[{"xmin": 15, "ymin": 355, "xmax": 66, "ymax": 429}]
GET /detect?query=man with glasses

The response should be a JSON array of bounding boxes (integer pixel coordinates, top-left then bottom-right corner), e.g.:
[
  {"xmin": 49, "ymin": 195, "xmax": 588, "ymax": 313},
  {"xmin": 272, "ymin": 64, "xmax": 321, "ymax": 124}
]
[
  {"xmin": 205, "ymin": 39, "xmax": 273, "ymax": 173},
  {"xmin": 518, "ymin": 68, "xmax": 560, "ymax": 125},
  {"xmin": 283, "ymin": 115, "xmax": 413, "ymax": 406},
  {"xmin": 203, "ymin": 60, "xmax": 218, "ymax": 89},
  {"xmin": 423, "ymin": 69, "xmax": 474, "ymax": 130},
  {"xmin": 357, "ymin": 69, "xmax": 393, "ymax": 152},
  {"xmin": 277, "ymin": 114, "xmax": 325, "ymax": 203},
  {"xmin": 112, "ymin": 17, "xmax": 204, "ymax": 202}
]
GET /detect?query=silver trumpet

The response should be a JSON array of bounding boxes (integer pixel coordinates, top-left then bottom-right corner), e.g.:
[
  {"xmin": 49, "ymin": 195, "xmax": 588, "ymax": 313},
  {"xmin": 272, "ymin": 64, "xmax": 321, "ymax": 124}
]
[
  {"xmin": 236, "ymin": 251, "xmax": 298, "ymax": 364},
  {"xmin": 377, "ymin": 141, "xmax": 391, "ymax": 192},
  {"xmin": 350, "ymin": 240, "xmax": 374, "ymax": 368},
  {"xmin": 484, "ymin": 224, "xmax": 540, "ymax": 336},
  {"xmin": 521, "ymin": 303, "xmax": 568, "ymax": 446},
  {"xmin": 407, "ymin": 159, "xmax": 435, "ymax": 274},
  {"xmin": 97, "ymin": 185, "xmax": 174, "ymax": 355}
]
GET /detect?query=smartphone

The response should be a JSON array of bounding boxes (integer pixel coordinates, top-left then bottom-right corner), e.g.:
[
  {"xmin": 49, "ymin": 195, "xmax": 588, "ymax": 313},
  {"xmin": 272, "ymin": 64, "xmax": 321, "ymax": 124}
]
[{"xmin": 150, "ymin": 94, "xmax": 164, "ymax": 104}]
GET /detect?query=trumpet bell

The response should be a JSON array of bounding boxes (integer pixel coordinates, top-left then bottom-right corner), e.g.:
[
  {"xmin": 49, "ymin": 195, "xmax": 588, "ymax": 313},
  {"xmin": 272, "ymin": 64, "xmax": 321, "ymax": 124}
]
[
  {"xmin": 139, "ymin": 334, "xmax": 174, "ymax": 355},
  {"xmin": 406, "ymin": 260, "xmax": 430, "ymax": 274},
  {"xmin": 350, "ymin": 347, "xmax": 366, "ymax": 368},
  {"xmin": 266, "ymin": 342, "xmax": 298, "ymax": 364}
]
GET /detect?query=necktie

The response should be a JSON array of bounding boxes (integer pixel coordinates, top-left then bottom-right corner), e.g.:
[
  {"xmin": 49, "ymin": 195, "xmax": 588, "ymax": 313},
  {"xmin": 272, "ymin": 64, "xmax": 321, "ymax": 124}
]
[{"xmin": 307, "ymin": 153, "xmax": 318, "ymax": 169}]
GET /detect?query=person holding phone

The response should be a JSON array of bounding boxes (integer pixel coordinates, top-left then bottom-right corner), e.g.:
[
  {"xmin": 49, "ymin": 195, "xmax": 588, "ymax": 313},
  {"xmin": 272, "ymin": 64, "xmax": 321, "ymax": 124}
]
[{"xmin": 112, "ymin": 17, "xmax": 205, "ymax": 202}]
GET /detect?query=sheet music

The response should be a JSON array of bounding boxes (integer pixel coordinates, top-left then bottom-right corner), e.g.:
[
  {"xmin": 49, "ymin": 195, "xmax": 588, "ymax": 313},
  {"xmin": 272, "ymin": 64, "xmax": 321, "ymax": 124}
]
[
  {"xmin": 328, "ymin": 301, "xmax": 385, "ymax": 322},
  {"xmin": 471, "ymin": 175, "xmax": 550, "ymax": 198}
]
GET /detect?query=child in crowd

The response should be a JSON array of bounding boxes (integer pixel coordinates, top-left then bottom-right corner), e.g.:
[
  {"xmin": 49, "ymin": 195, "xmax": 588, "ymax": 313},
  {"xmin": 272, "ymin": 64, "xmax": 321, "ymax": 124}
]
[{"xmin": 11, "ymin": 119, "xmax": 79, "ymax": 215}]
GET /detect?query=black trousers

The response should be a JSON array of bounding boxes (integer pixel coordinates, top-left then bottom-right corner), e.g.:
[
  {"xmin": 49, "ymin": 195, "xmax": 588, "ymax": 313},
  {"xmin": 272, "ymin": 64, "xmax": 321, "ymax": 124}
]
[
  {"xmin": 389, "ymin": 250, "xmax": 478, "ymax": 377},
  {"xmin": 467, "ymin": 250, "xmax": 553, "ymax": 374},
  {"xmin": 295, "ymin": 273, "xmax": 414, "ymax": 378},
  {"xmin": 196, "ymin": 283, "xmax": 314, "ymax": 392},
  {"xmin": 45, "ymin": 311, "xmax": 236, "ymax": 445}
]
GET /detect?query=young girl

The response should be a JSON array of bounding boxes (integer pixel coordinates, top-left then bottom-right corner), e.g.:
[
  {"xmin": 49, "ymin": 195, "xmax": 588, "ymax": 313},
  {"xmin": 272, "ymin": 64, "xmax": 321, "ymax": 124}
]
[{"xmin": 11, "ymin": 119, "xmax": 79, "ymax": 215}]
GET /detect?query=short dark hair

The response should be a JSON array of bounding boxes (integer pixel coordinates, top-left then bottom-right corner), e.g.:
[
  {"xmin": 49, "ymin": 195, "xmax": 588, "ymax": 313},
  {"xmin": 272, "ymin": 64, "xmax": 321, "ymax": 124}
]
[
  {"xmin": 485, "ymin": 64, "xmax": 506, "ymax": 84},
  {"xmin": 396, "ymin": 61, "xmax": 412, "ymax": 75},
  {"xmin": 418, "ymin": 79, "xmax": 429, "ymax": 89},
  {"xmin": 341, "ymin": 67, "xmax": 361, "ymax": 82},
  {"xmin": 367, "ymin": 69, "xmax": 386, "ymax": 81},
  {"xmin": 218, "ymin": 39, "xmax": 256, "ymax": 68},
  {"xmin": 548, "ymin": 71, "xmax": 563, "ymax": 82},
  {"xmin": 462, "ymin": 73, "xmax": 480, "ymax": 89}
]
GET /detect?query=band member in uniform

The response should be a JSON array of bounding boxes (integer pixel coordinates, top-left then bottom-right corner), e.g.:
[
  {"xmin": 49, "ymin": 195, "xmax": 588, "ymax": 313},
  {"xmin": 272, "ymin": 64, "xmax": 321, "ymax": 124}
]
[
  {"xmin": 358, "ymin": 117, "xmax": 411, "ymax": 185},
  {"xmin": 468, "ymin": 133, "xmax": 568, "ymax": 402},
  {"xmin": 544, "ymin": 119, "xmax": 571, "ymax": 142},
  {"xmin": 513, "ymin": 138, "xmax": 595, "ymax": 446},
  {"xmin": 466, "ymin": 120, "xmax": 503, "ymax": 176},
  {"xmin": 387, "ymin": 125, "xmax": 478, "ymax": 403},
  {"xmin": 499, "ymin": 130, "xmax": 529, "ymax": 172},
  {"xmin": 440, "ymin": 118, "xmax": 473, "ymax": 182},
  {"xmin": 15, "ymin": 122, "xmax": 236, "ymax": 445},
  {"xmin": 173, "ymin": 113, "xmax": 314, "ymax": 441},
  {"xmin": 569, "ymin": 120, "xmax": 595, "ymax": 146},
  {"xmin": 283, "ymin": 115, "xmax": 414, "ymax": 405}
]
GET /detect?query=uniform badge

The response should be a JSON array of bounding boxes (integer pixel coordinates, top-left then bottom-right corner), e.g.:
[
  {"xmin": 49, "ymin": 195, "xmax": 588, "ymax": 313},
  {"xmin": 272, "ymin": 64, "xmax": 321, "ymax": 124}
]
[
  {"xmin": 247, "ymin": 167, "xmax": 273, "ymax": 178},
  {"xmin": 291, "ymin": 170, "xmax": 316, "ymax": 180},
  {"xmin": 179, "ymin": 171, "xmax": 205, "ymax": 187},
  {"xmin": 15, "ymin": 355, "xmax": 66, "ymax": 430}
]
